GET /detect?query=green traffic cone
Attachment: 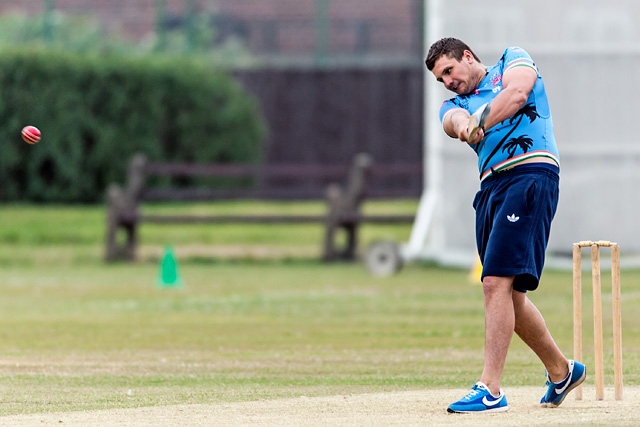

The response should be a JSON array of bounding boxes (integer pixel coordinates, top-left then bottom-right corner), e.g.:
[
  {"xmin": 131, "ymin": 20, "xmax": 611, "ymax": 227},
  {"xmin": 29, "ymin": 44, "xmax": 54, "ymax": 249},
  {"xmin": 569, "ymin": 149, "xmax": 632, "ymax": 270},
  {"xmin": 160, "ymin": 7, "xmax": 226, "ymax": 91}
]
[{"xmin": 157, "ymin": 245, "xmax": 184, "ymax": 288}]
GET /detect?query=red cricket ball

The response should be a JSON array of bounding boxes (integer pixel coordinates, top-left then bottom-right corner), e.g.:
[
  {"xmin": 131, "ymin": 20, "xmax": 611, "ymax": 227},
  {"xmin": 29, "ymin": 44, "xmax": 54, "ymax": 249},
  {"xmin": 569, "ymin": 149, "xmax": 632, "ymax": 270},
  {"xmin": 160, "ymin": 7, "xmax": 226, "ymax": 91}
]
[{"xmin": 21, "ymin": 125, "xmax": 41, "ymax": 144}]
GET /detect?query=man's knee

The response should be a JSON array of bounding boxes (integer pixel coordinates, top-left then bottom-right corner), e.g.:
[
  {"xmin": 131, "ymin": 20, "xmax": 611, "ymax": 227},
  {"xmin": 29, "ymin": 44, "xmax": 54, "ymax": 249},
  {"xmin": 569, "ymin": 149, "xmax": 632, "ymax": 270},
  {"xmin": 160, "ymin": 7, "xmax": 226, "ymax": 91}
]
[
  {"xmin": 482, "ymin": 276, "xmax": 514, "ymax": 288},
  {"xmin": 482, "ymin": 276, "xmax": 515, "ymax": 298}
]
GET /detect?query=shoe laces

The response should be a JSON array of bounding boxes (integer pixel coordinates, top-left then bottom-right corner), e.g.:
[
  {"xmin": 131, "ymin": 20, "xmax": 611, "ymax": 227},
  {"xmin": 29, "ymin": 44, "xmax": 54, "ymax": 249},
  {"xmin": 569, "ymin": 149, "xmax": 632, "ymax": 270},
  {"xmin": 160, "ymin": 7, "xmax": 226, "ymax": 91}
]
[
  {"xmin": 462, "ymin": 383, "xmax": 485, "ymax": 400},
  {"xmin": 462, "ymin": 390, "xmax": 480, "ymax": 401}
]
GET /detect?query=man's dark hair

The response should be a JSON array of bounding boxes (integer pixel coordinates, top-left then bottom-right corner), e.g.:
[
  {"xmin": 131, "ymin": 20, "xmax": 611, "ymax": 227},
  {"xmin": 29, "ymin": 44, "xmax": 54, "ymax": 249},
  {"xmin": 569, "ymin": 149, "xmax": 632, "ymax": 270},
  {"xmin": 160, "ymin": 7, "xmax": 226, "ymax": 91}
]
[{"xmin": 425, "ymin": 37, "xmax": 481, "ymax": 71}]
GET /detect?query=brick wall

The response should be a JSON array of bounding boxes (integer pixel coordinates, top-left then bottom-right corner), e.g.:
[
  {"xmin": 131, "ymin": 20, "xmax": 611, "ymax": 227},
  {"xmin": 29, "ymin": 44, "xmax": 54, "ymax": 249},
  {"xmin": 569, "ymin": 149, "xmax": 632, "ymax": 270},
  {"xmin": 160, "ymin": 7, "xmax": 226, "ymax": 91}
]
[{"xmin": 0, "ymin": 0, "xmax": 422, "ymax": 57}]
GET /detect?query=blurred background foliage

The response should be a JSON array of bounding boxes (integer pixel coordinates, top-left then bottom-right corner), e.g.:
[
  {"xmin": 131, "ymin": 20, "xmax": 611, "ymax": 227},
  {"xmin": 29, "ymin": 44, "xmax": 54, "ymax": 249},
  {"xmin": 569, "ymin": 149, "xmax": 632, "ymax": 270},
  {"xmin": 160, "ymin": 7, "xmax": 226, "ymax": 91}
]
[{"xmin": 0, "ymin": 48, "xmax": 265, "ymax": 203}]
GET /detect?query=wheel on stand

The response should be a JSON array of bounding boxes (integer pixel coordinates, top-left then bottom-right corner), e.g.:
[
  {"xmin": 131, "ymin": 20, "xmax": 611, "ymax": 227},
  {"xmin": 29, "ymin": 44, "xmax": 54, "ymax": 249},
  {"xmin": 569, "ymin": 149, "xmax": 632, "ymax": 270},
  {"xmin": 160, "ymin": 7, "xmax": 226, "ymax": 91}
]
[{"xmin": 364, "ymin": 240, "xmax": 403, "ymax": 277}]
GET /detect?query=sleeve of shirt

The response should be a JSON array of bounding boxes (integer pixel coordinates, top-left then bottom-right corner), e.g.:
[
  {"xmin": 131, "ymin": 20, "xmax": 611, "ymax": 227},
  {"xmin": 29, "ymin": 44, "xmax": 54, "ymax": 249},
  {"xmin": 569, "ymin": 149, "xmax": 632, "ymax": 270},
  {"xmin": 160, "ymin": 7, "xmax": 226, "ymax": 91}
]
[
  {"xmin": 438, "ymin": 98, "xmax": 463, "ymax": 123},
  {"xmin": 503, "ymin": 46, "xmax": 539, "ymax": 75}
]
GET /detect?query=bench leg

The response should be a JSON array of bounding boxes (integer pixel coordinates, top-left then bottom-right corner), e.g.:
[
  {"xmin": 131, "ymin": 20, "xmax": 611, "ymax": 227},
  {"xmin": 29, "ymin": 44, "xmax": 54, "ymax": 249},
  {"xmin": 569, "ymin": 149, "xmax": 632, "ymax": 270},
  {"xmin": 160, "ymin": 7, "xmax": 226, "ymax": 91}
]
[
  {"xmin": 322, "ymin": 221, "xmax": 337, "ymax": 261},
  {"xmin": 105, "ymin": 220, "xmax": 137, "ymax": 262},
  {"xmin": 323, "ymin": 221, "xmax": 359, "ymax": 262},
  {"xmin": 124, "ymin": 222, "xmax": 137, "ymax": 261},
  {"xmin": 105, "ymin": 217, "xmax": 118, "ymax": 262},
  {"xmin": 343, "ymin": 223, "xmax": 357, "ymax": 261}
]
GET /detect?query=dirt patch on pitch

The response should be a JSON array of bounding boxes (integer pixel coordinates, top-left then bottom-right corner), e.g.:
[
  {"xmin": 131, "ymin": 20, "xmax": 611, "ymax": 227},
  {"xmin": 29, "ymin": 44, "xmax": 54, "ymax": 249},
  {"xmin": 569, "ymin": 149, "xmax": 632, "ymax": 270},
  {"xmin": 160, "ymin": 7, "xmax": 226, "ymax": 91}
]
[{"xmin": 1, "ymin": 386, "xmax": 638, "ymax": 426}]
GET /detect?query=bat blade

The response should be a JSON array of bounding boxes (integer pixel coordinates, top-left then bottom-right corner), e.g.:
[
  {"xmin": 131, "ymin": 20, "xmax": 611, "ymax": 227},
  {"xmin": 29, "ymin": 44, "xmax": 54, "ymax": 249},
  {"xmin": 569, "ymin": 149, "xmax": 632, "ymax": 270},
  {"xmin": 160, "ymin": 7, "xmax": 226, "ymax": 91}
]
[{"xmin": 468, "ymin": 103, "xmax": 491, "ymax": 142}]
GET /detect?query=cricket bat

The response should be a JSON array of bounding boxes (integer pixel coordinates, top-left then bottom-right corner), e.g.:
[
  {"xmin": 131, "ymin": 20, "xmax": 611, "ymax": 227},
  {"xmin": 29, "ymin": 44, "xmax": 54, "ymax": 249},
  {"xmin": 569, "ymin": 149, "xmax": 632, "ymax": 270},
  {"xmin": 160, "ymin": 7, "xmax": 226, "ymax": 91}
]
[{"xmin": 468, "ymin": 102, "xmax": 491, "ymax": 142}]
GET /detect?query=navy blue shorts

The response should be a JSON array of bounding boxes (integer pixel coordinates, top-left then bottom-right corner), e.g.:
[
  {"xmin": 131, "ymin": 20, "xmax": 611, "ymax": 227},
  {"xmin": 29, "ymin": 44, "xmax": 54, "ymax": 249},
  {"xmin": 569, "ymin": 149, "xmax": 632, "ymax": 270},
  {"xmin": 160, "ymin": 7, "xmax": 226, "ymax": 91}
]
[{"xmin": 473, "ymin": 164, "xmax": 559, "ymax": 292}]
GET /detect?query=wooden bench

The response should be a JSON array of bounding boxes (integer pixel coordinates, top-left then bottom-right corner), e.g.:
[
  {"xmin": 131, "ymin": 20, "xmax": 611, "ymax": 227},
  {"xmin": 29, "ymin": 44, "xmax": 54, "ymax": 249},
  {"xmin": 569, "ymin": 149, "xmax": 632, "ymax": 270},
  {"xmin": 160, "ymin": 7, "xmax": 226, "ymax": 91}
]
[{"xmin": 105, "ymin": 153, "xmax": 419, "ymax": 262}]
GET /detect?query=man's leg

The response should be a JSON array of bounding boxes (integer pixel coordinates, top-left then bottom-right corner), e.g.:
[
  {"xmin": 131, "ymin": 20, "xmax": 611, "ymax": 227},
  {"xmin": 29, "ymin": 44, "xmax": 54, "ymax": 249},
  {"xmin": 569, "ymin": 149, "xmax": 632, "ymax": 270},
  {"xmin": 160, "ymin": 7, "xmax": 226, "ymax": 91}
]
[
  {"xmin": 479, "ymin": 275, "xmax": 515, "ymax": 396},
  {"xmin": 512, "ymin": 291, "xmax": 568, "ymax": 381},
  {"xmin": 446, "ymin": 274, "xmax": 513, "ymax": 413},
  {"xmin": 512, "ymin": 290, "xmax": 586, "ymax": 407}
]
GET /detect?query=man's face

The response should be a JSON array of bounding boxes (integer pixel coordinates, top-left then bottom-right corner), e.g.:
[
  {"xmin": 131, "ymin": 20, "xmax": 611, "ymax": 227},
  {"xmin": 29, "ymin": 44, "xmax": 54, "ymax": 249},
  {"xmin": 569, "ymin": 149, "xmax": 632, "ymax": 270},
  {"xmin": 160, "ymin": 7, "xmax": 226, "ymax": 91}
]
[{"xmin": 431, "ymin": 50, "xmax": 476, "ymax": 95}]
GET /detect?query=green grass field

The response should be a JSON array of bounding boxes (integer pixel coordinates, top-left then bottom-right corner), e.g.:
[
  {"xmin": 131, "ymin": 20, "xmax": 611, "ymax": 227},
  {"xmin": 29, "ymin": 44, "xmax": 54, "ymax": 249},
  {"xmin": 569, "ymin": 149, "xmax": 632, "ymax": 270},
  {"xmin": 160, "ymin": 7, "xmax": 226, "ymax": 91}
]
[{"xmin": 0, "ymin": 202, "xmax": 638, "ymax": 416}]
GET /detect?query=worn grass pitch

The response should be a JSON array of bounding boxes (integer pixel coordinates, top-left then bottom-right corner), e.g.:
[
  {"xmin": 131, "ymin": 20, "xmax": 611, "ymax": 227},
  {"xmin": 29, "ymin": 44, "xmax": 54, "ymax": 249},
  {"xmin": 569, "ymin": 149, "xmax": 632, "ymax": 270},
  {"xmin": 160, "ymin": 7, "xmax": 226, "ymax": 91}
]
[{"xmin": 0, "ymin": 202, "xmax": 638, "ymax": 418}]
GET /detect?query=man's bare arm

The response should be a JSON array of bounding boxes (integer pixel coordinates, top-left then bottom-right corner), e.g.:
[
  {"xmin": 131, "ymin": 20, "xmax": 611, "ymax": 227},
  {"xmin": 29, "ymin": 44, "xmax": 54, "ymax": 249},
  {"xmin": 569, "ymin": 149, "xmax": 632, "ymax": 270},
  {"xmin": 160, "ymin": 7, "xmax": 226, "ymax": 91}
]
[
  {"xmin": 443, "ymin": 108, "xmax": 471, "ymax": 140},
  {"xmin": 481, "ymin": 66, "xmax": 537, "ymax": 130}
]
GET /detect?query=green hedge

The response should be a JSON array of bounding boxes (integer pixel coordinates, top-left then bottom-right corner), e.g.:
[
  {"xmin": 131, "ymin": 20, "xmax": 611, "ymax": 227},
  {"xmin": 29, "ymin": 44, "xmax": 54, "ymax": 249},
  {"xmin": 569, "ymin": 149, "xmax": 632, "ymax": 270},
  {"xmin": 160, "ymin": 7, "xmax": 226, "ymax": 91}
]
[{"xmin": 0, "ymin": 49, "xmax": 265, "ymax": 203}]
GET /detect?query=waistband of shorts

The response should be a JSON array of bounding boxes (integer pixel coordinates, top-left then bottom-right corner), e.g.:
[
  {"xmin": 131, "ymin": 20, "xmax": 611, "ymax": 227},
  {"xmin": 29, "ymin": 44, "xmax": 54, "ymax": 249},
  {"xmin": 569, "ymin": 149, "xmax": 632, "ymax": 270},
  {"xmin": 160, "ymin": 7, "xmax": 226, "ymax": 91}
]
[
  {"xmin": 480, "ymin": 152, "xmax": 560, "ymax": 183},
  {"xmin": 480, "ymin": 162, "xmax": 559, "ymax": 188}
]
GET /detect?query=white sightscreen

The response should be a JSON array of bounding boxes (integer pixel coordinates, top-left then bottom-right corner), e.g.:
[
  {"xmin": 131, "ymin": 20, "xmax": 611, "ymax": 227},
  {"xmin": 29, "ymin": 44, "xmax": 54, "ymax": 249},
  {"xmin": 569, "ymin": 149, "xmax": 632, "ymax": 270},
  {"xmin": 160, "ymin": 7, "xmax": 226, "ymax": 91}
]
[{"xmin": 415, "ymin": 0, "xmax": 639, "ymax": 266}]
